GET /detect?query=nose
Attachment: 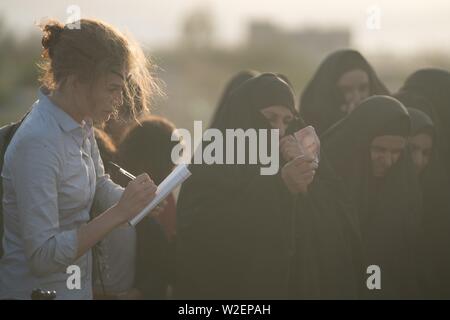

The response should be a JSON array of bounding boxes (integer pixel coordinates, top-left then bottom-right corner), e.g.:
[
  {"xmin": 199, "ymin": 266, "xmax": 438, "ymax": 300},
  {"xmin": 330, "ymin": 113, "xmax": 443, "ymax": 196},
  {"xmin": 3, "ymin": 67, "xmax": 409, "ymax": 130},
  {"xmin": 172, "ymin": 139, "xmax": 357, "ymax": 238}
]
[
  {"xmin": 413, "ymin": 151, "xmax": 425, "ymax": 170},
  {"xmin": 383, "ymin": 152, "xmax": 393, "ymax": 168},
  {"xmin": 113, "ymin": 91, "xmax": 124, "ymax": 107},
  {"xmin": 350, "ymin": 90, "xmax": 362, "ymax": 105},
  {"xmin": 277, "ymin": 120, "xmax": 287, "ymax": 137}
]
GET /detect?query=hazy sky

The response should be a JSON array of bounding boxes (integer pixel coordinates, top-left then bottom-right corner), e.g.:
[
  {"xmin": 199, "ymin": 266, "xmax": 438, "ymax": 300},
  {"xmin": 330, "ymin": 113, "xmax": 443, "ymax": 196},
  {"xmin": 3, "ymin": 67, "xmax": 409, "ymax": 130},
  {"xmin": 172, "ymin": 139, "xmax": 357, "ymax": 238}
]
[{"xmin": 1, "ymin": 0, "xmax": 449, "ymax": 54}]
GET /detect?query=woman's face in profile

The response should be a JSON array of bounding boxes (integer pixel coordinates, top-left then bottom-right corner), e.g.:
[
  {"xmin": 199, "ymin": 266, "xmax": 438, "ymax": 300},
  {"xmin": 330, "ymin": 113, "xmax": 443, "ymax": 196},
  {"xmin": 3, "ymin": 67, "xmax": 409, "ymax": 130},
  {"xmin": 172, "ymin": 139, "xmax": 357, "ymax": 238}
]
[
  {"xmin": 370, "ymin": 135, "xmax": 406, "ymax": 178},
  {"xmin": 409, "ymin": 132, "xmax": 433, "ymax": 174},
  {"xmin": 81, "ymin": 68, "xmax": 128, "ymax": 124},
  {"xmin": 336, "ymin": 69, "xmax": 370, "ymax": 114},
  {"xmin": 260, "ymin": 105, "xmax": 294, "ymax": 138}
]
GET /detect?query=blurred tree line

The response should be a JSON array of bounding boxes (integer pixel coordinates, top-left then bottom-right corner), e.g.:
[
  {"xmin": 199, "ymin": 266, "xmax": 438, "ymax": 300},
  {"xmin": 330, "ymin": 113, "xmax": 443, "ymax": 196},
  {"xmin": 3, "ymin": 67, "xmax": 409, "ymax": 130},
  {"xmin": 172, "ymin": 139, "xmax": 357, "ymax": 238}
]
[
  {"xmin": 0, "ymin": 17, "xmax": 41, "ymax": 124},
  {"xmin": 1, "ymin": 11, "xmax": 449, "ymax": 130}
]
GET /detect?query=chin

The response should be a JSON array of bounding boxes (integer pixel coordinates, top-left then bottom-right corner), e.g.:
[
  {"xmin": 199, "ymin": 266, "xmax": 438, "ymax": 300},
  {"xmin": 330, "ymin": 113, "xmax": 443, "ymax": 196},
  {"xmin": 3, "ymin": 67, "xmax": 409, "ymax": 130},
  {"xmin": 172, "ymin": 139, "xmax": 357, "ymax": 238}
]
[
  {"xmin": 100, "ymin": 112, "xmax": 113, "ymax": 121},
  {"xmin": 91, "ymin": 115, "xmax": 109, "ymax": 126}
]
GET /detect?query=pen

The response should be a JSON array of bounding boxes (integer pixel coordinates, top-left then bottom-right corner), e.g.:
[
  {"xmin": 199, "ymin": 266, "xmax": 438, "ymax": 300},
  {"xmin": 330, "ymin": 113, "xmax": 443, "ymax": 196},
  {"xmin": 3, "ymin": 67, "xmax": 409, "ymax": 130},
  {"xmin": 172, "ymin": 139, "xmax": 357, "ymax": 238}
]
[{"xmin": 109, "ymin": 161, "xmax": 136, "ymax": 180}]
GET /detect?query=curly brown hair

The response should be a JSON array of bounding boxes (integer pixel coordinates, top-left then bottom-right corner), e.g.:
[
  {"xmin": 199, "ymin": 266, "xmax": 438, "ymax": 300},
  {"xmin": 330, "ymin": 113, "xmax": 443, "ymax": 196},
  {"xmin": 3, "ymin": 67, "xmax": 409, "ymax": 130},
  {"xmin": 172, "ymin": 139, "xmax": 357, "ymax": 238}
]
[{"xmin": 38, "ymin": 18, "xmax": 163, "ymax": 120}]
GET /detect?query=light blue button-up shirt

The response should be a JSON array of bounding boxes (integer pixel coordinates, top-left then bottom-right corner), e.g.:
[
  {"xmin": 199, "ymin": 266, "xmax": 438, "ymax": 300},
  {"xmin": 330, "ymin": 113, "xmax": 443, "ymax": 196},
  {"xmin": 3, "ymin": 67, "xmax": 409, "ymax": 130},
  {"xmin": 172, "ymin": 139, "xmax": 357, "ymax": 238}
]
[{"xmin": 0, "ymin": 89, "xmax": 124, "ymax": 299}]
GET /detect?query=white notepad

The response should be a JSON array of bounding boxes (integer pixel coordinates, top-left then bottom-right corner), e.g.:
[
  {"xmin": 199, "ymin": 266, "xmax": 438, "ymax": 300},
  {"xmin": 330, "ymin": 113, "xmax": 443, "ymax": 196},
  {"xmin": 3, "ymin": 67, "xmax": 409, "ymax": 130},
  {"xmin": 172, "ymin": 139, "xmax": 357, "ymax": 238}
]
[{"xmin": 128, "ymin": 164, "xmax": 192, "ymax": 226}]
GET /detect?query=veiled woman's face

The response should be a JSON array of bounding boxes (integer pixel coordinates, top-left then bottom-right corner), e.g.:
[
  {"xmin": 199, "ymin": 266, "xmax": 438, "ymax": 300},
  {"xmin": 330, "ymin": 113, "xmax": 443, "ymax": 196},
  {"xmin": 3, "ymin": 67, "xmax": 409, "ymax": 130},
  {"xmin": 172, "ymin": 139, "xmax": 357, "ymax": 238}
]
[
  {"xmin": 370, "ymin": 135, "xmax": 406, "ymax": 178},
  {"xmin": 260, "ymin": 105, "xmax": 294, "ymax": 138},
  {"xmin": 409, "ymin": 132, "xmax": 433, "ymax": 174},
  {"xmin": 337, "ymin": 69, "xmax": 370, "ymax": 114}
]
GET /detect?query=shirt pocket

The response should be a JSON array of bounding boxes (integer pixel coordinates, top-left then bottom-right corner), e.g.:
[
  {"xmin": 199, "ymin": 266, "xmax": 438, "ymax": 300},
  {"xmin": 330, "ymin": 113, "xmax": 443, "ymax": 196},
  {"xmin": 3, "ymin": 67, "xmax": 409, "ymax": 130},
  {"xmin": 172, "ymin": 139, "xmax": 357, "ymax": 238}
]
[{"xmin": 59, "ymin": 149, "xmax": 92, "ymax": 212}]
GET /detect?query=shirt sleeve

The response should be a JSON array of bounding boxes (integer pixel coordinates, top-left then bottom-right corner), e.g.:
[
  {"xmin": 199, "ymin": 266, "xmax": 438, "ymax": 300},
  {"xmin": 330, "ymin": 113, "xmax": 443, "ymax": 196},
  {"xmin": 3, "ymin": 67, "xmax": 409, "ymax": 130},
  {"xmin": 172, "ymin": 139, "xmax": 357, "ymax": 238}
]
[
  {"xmin": 9, "ymin": 136, "xmax": 79, "ymax": 277},
  {"xmin": 91, "ymin": 134, "xmax": 124, "ymax": 214}
]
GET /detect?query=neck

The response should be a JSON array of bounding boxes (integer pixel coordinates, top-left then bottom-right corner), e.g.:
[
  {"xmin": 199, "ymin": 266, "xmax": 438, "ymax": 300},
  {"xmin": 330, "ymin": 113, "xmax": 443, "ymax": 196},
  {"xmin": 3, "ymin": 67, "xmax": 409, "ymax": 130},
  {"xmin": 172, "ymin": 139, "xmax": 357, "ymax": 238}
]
[{"xmin": 48, "ymin": 89, "xmax": 86, "ymax": 124}]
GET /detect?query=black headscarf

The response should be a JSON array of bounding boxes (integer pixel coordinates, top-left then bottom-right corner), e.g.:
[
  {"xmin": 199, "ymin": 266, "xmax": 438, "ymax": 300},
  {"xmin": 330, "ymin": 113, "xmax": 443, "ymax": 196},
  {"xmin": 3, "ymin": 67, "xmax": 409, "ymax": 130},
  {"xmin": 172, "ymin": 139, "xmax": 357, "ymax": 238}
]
[
  {"xmin": 176, "ymin": 73, "xmax": 363, "ymax": 299},
  {"xmin": 408, "ymin": 107, "xmax": 433, "ymax": 135},
  {"xmin": 299, "ymin": 49, "xmax": 389, "ymax": 135},
  {"xmin": 398, "ymin": 68, "xmax": 450, "ymax": 178},
  {"xmin": 215, "ymin": 73, "xmax": 296, "ymax": 128},
  {"xmin": 209, "ymin": 70, "xmax": 259, "ymax": 129},
  {"xmin": 322, "ymin": 95, "xmax": 425, "ymax": 299}
]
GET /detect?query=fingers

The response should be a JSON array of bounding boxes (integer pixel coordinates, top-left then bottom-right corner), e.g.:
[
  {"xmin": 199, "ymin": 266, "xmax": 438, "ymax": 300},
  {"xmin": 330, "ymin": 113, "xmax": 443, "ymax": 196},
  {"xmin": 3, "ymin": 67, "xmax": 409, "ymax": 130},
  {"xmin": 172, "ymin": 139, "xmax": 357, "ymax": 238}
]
[
  {"xmin": 298, "ymin": 166, "xmax": 317, "ymax": 178},
  {"xmin": 292, "ymin": 167, "xmax": 315, "ymax": 179},
  {"xmin": 280, "ymin": 135, "xmax": 297, "ymax": 148},
  {"xmin": 138, "ymin": 185, "xmax": 157, "ymax": 201},
  {"xmin": 300, "ymin": 170, "xmax": 315, "ymax": 182},
  {"xmin": 282, "ymin": 159, "xmax": 317, "ymax": 185},
  {"xmin": 289, "ymin": 156, "xmax": 317, "ymax": 168},
  {"xmin": 149, "ymin": 208, "xmax": 161, "ymax": 219},
  {"xmin": 301, "ymin": 155, "xmax": 316, "ymax": 163},
  {"xmin": 133, "ymin": 173, "xmax": 153, "ymax": 185},
  {"xmin": 280, "ymin": 137, "xmax": 304, "ymax": 162},
  {"xmin": 143, "ymin": 199, "xmax": 167, "ymax": 221},
  {"xmin": 117, "ymin": 173, "xmax": 160, "ymax": 223},
  {"xmin": 156, "ymin": 199, "xmax": 168, "ymax": 211},
  {"xmin": 125, "ymin": 173, "xmax": 157, "ymax": 205},
  {"xmin": 142, "ymin": 182, "xmax": 157, "ymax": 194},
  {"xmin": 127, "ymin": 174, "xmax": 156, "ymax": 193},
  {"xmin": 133, "ymin": 173, "xmax": 148, "ymax": 184},
  {"xmin": 280, "ymin": 136, "xmax": 298, "ymax": 153},
  {"xmin": 283, "ymin": 148, "xmax": 301, "ymax": 162}
]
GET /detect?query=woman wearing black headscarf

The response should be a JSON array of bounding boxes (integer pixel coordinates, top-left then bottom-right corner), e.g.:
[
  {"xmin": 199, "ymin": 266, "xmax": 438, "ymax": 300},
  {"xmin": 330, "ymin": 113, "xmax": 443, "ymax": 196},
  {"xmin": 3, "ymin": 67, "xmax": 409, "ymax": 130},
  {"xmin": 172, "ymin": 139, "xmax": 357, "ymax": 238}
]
[
  {"xmin": 322, "ymin": 96, "xmax": 424, "ymax": 299},
  {"xmin": 176, "ymin": 73, "xmax": 363, "ymax": 299},
  {"xmin": 299, "ymin": 49, "xmax": 389, "ymax": 135},
  {"xmin": 399, "ymin": 103, "xmax": 450, "ymax": 298},
  {"xmin": 397, "ymin": 68, "xmax": 450, "ymax": 180}
]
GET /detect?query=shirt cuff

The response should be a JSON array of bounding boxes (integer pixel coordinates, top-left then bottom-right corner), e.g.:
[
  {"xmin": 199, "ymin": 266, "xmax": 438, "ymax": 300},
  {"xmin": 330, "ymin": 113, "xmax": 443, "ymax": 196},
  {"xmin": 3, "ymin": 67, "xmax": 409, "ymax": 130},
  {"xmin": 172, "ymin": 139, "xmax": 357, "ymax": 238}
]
[{"xmin": 54, "ymin": 229, "xmax": 79, "ymax": 266}]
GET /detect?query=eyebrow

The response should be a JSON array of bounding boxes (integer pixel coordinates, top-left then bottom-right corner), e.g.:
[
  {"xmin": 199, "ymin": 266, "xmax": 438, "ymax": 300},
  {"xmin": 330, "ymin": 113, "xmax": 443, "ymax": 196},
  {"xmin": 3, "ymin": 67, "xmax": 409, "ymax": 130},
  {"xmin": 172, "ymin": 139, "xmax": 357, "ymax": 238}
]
[
  {"xmin": 413, "ymin": 143, "xmax": 432, "ymax": 150},
  {"xmin": 109, "ymin": 83, "xmax": 123, "ymax": 89},
  {"xmin": 111, "ymin": 70, "xmax": 125, "ymax": 80},
  {"xmin": 262, "ymin": 110, "xmax": 276, "ymax": 116},
  {"xmin": 112, "ymin": 69, "xmax": 133, "ymax": 83},
  {"xmin": 108, "ymin": 71, "xmax": 128, "ymax": 89}
]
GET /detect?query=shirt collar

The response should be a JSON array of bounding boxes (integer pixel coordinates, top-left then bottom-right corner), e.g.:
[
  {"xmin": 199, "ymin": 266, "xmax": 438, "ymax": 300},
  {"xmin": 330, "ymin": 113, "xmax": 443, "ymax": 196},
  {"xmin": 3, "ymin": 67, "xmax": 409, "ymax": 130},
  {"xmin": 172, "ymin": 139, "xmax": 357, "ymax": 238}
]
[
  {"xmin": 37, "ymin": 88, "xmax": 82, "ymax": 133},
  {"xmin": 37, "ymin": 88, "xmax": 94, "ymax": 147}
]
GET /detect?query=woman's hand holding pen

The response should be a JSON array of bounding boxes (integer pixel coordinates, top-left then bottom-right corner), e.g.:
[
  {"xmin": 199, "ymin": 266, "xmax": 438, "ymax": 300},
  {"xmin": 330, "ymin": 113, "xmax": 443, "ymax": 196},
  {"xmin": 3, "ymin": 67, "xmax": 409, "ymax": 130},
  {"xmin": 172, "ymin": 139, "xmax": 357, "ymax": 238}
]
[
  {"xmin": 115, "ymin": 173, "xmax": 157, "ymax": 224},
  {"xmin": 76, "ymin": 173, "xmax": 157, "ymax": 259}
]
